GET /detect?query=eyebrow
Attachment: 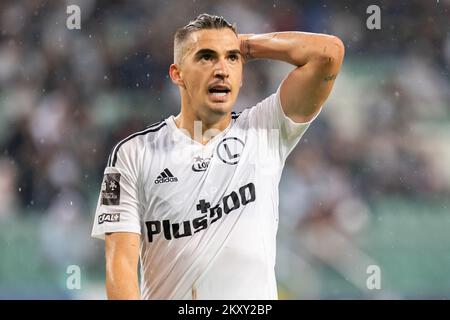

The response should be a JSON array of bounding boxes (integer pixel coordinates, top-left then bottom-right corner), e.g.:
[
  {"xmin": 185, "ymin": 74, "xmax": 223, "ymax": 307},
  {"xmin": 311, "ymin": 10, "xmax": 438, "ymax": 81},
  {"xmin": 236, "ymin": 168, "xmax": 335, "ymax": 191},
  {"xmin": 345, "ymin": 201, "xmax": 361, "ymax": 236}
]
[{"xmin": 194, "ymin": 48, "xmax": 242, "ymax": 59}]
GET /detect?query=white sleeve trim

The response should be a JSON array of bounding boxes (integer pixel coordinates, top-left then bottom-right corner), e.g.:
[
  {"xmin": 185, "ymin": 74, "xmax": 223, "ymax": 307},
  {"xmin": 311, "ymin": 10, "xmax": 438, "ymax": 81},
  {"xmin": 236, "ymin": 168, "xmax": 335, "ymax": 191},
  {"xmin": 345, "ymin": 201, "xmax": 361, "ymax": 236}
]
[{"xmin": 91, "ymin": 224, "xmax": 142, "ymax": 241}]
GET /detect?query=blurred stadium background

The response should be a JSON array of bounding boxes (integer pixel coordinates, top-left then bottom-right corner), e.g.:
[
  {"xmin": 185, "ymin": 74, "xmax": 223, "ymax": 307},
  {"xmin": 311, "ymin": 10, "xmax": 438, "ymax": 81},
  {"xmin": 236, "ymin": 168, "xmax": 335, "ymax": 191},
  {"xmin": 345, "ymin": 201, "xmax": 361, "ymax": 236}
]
[{"xmin": 0, "ymin": 0, "xmax": 449, "ymax": 299}]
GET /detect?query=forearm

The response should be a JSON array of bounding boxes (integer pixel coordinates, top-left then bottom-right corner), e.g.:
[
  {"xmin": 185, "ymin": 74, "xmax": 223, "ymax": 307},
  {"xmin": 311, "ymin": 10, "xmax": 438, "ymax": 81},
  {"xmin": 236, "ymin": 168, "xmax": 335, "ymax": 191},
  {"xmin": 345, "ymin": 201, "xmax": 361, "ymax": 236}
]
[
  {"xmin": 105, "ymin": 233, "xmax": 141, "ymax": 300},
  {"xmin": 241, "ymin": 32, "xmax": 344, "ymax": 69},
  {"xmin": 106, "ymin": 259, "xmax": 140, "ymax": 299}
]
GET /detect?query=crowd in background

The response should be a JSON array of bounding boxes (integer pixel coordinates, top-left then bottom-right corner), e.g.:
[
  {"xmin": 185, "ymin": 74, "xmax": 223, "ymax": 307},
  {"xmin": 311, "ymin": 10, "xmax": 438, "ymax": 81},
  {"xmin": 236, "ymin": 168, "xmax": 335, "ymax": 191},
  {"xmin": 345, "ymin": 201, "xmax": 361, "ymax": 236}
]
[{"xmin": 0, "ymin": 0, "xmax": 449, "ymax": 297}]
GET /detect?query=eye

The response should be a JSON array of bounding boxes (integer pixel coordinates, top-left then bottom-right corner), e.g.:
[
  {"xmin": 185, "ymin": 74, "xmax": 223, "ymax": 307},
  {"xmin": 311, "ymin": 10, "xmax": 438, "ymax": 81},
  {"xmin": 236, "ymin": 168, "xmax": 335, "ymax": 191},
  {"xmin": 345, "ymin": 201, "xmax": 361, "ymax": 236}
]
[
  {"xmin": 229, "ymin": 54, "xmax": 239, "ymax": 62},
  {"xmin": 201, "ymin": 53, "xmax": 212, "ymax": 61}
]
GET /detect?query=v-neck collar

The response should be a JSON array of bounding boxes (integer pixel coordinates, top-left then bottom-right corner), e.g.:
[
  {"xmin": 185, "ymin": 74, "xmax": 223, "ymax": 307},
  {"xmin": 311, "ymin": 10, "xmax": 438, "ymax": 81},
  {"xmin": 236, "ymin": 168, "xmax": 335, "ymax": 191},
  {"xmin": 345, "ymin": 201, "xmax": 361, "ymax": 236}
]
[{"xmin": 165, "ymin": 115, "xmax": 235, "ymax": 147}]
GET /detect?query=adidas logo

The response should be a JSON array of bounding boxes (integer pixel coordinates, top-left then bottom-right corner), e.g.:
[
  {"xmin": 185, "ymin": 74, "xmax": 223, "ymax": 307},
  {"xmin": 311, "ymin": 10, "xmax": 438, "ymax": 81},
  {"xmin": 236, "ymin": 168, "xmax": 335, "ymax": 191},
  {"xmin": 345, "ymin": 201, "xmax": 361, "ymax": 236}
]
[{"xmin": 154, "ymin": 168, "xmax": 178, "ymax": 184}]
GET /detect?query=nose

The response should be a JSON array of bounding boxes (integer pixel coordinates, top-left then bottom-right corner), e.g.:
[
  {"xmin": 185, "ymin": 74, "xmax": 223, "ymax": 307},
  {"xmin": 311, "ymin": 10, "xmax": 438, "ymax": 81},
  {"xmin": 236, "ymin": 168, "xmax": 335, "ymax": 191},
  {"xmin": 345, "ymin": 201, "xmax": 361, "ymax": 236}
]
[{"xmin": 213, "ymin": 58, "xmax": 229, "ymax": 79}]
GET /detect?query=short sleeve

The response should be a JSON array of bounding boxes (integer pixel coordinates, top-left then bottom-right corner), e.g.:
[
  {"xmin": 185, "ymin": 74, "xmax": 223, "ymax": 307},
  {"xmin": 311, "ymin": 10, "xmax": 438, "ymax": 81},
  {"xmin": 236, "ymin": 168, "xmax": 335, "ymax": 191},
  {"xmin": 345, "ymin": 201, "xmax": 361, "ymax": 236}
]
[
  {"xmin": 91, "ymin": 141, "xmax": 142, "ymax": 240},
  {"xmin": 246, "ymin": 85, "xmax": 321, "ymax": 161}
]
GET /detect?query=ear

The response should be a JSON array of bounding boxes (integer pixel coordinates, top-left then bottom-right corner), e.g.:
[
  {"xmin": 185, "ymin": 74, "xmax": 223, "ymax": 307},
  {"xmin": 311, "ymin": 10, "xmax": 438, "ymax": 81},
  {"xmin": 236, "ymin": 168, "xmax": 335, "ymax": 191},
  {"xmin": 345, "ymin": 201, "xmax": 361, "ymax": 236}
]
[{"xmin": 169, "ymin": 64, "xmax": 185, "ymax": 88}]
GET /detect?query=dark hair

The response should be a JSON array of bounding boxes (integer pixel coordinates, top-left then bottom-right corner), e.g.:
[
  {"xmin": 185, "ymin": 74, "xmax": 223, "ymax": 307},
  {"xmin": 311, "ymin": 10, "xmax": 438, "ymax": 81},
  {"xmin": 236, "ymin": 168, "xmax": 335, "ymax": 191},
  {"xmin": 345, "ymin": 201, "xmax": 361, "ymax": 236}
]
[
  {"xmin": 174, "ymin": 14, "xmax": 237, "ymax": 63},
  {"xmin": 175, "ymin": 14, "xmax": 237, "ymax": 43}
]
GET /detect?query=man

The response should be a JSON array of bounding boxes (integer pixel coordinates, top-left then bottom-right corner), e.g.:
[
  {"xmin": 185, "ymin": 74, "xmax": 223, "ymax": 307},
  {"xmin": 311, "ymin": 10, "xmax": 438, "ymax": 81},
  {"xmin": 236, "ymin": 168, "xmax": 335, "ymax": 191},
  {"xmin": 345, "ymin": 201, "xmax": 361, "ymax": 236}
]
[{"xmin": 91, "ymin": 13, "xmax": 344, "ymax": 299}]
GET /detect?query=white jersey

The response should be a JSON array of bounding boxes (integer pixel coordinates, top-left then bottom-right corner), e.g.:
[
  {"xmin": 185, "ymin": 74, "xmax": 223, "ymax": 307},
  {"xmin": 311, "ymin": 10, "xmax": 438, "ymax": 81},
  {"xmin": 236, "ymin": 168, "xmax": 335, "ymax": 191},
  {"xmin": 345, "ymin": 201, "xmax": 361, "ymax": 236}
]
[{"xmin": 91, "ymin": 87, "xmax": 318, "ymax": 299}]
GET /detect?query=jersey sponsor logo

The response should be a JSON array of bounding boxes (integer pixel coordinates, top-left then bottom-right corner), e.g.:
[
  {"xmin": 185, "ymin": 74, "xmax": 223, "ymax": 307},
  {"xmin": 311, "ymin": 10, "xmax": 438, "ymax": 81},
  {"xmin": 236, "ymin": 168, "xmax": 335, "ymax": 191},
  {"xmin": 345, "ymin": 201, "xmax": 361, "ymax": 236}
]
[
  {"xmin": 192, "ymin": 156, "xmax": 211, "ymax": 172},
  {"xmin": 154, "ymin": 168, "xmax": 178, "ymax": 184},
  {"xmin": 216, "ymin": 137, "xmax": 245, "ymax": 165},
  {"xmin": 98, "ymin": 213, "xmax": 120, "ymax": 224},
  {"xmin": 145, "ymin": 182, "xmax": 256, "ymax": 242},
  {"xmin": 101, "ymin": 173, "xmax": 121, "ymax": 205}
]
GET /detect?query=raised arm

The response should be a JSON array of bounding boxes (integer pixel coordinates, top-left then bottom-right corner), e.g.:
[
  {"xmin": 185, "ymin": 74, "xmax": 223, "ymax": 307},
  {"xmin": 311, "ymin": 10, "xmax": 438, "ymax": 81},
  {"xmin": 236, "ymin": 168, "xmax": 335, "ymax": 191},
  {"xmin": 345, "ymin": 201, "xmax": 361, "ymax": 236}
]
[
  {"xmin": 105, "ymin": 232, "xmax": 141, "ymax": 299},
  {"xmin": 240, "ymin": 32, "xmax": 345, "ymax": 123}
]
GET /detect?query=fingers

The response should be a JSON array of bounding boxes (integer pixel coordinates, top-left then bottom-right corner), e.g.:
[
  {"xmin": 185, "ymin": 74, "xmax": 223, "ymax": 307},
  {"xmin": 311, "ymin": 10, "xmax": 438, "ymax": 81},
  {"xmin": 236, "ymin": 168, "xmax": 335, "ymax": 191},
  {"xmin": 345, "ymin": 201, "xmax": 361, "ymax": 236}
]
[{"xmin": 238, "ymin": 34, "xmax": 254, "ymax": 63}]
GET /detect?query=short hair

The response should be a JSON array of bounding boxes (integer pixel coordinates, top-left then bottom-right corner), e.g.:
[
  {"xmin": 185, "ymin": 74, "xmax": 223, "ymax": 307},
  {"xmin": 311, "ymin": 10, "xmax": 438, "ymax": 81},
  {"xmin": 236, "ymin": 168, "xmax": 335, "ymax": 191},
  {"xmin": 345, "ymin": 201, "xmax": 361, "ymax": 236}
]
[{"xmin": 174, "ymin": 14, "xmax": 237, "ymax": 64}]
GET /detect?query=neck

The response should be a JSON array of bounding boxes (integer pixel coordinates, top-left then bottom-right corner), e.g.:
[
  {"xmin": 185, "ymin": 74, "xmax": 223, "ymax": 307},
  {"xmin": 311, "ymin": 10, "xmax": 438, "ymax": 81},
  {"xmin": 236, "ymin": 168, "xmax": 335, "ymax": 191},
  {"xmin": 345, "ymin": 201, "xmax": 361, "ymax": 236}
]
[{"xmin": 173, "ymin": 109, "xmax": 231, "ymax": 145}]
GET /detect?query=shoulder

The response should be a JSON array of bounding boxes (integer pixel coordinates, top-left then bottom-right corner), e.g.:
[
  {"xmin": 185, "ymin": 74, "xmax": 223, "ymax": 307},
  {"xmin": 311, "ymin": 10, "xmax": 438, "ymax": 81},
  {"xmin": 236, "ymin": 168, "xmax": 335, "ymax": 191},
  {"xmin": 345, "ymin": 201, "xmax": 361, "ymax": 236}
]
[
  {"xmin": 233, "ymin": 91, "xmax": 280, "ymax": 127},
  {"xmin": 107, "ymin": 120, "xmax": 168, "ymax": 167}
]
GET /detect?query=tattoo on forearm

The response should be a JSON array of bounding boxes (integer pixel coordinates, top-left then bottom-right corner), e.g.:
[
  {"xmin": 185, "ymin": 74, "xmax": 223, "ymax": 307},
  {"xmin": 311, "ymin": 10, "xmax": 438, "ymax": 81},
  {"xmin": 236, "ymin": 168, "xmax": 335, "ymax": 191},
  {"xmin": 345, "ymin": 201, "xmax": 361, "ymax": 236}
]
[{"xmin": 324, "ymin": 74, "xmax": 337, "ymax": 81}]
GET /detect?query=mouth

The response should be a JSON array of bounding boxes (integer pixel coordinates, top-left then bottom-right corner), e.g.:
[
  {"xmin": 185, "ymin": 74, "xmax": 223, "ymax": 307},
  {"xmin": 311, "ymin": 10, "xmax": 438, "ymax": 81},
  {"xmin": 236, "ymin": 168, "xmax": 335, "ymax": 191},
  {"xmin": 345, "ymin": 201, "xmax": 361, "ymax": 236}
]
[{"xmin": 207, "ymin": 84, "xmax": 231, "ymax": 102}]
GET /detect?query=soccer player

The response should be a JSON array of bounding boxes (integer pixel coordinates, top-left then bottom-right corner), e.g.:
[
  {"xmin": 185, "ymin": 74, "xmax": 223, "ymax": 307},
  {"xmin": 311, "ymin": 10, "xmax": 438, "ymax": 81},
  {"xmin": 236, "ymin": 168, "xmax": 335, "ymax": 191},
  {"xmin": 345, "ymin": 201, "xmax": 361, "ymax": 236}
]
[{"xmin": 91, "ymin": 13, "xmax": 344, "ymax": 299}]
